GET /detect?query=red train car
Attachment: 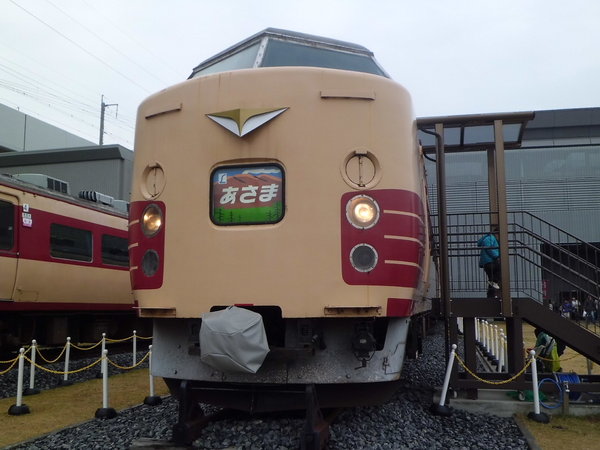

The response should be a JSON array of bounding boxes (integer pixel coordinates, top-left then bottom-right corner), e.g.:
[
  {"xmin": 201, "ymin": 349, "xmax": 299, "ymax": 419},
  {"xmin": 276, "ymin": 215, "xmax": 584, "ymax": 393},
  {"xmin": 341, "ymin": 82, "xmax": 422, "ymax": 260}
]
[{"xmin": 0, "ymin": 173, "xmax": 140, "ymax": 350}]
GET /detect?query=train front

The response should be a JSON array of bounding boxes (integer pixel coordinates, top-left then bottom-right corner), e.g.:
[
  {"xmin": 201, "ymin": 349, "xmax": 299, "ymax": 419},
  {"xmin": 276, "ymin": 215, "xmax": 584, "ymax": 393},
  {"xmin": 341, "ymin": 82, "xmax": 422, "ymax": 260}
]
[{"xmin": 129, "ymin": 29, "xmax": 432, "ymax": 411}]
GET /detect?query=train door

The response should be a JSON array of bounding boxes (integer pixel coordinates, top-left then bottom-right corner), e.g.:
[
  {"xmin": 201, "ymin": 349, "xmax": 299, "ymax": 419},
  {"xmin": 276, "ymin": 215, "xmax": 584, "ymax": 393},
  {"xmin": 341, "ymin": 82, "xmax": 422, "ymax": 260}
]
[{"xmin": 0, "ymin": 194, "xmax": 18, "ymax": 300}]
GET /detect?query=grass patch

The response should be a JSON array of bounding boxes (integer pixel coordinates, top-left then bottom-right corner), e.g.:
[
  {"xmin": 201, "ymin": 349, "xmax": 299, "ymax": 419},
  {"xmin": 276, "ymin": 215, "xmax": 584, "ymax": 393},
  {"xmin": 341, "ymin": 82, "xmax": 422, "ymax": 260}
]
[
  {"xmin": 0, "ymin": 369, "xmax": 169, "ymax": 448},
  {"xmin": 516, "ymin": 413, "xmax": 600, "ymax": 450},
  {"xmin": 493, "ymin": 323, "xmax": 600, "ymax": 449}
]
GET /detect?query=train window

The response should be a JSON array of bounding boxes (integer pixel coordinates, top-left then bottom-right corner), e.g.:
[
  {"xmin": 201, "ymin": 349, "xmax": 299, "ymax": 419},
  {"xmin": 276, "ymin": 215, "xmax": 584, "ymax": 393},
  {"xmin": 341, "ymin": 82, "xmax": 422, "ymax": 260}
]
[
  {"xmin": 261, "ymin": 40, "xmax": 387, "ymax": 77},
  {"xmin": 50, "ymin": 224, "xmax": 92, "ymax": 262},
  {"xmin": 191, "ymin": 43, "xmax": 261, "ymax": 77},
  {"xmin": 101, "ymin": 234, "xmax": 129, "ymax": 267},
  {"xmin": 0, "ymin": 200, "xmax": 14, "ymax": 250},
  {"xmin": 211, "ymin": 164, "xmax": 285, "ymax": 225}
]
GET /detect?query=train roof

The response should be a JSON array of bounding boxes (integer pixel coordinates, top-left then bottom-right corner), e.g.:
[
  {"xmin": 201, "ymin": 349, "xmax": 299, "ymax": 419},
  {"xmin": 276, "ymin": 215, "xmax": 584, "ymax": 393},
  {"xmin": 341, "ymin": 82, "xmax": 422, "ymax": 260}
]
[
  {"xmin": 0, "ymin": 173, "xmax": 128, "ymax": 218},
  {"xmin": 188, "ymin": 28, "xmax": 389, "ymax": 79}
]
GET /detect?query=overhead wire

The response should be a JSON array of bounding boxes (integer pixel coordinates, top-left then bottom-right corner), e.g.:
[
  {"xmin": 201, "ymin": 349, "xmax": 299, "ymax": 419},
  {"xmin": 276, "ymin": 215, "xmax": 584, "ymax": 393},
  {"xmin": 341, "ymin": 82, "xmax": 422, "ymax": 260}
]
[
  {"xmin": 0, "ymin": 68, "xmax": 134, "ymax": 146},
  {"xmin": 0, "ymin": 77, "xmax": 134, "ymax": 147},
  {"xmin": 9, "ymin": 0, "xmax": 154, "ymax": 95},
  {"xmin": 44, "ymin": 0, "xmax": 173, "ymax": 86},
  {"xmin": 0, "ymin": 8, "xmax": 138, "ymax": 146},
  {"xmin": 81, "ymin": 0, "xmax": 183, "ymax": 79},
  {"xmin": 2, "ymin": 0, "xmax": 186, "ymax": 147}
]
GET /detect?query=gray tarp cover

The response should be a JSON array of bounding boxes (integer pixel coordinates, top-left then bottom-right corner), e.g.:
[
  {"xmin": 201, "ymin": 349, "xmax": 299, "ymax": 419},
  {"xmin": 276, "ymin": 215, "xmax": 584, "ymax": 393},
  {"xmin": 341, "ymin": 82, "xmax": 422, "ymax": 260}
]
[{"xmin": 200, "ymin": 306, "xmax": 269, "ymax": 373}]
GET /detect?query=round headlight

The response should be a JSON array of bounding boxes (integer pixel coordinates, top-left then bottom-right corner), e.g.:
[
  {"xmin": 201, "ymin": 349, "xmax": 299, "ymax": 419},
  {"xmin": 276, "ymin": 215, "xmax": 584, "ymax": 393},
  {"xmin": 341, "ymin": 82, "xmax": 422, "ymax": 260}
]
[
  {"xmin": 142, "ymin": 204, "xmax": 163, "ymax": 237},
  {"xmin": 346, "ymin": 195, "xmax": 380, "ymax": 229},
  {"xmin": 141, "ymin": 250, "xmax": 159, "ymax": 277},
  {"xmin": 350, "ymin": 244, "xmax": 378, "ymax": 272}
]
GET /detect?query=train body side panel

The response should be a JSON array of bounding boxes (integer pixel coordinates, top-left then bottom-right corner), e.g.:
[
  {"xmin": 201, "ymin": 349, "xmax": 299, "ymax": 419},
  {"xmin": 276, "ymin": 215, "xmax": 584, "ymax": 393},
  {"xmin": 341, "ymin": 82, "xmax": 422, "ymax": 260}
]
[
  {"xmin": 11, "ymin": 260, "xmax": 131, "ymax": 305},
  {"xmin": 131, "ymin": 67, "xmax": 428, "ymax": 319},
  {"xmin": 0, "ymin": 182, "xmax": 132, "ymax": 307},
  {"xmin": 0, "ymin": 192, "xmax": 18, "ymax": 300}
]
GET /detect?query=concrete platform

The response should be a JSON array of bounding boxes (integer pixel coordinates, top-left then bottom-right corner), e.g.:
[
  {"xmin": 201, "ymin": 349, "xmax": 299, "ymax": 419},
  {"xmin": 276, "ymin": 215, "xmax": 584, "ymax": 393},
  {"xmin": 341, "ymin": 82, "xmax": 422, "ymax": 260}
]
[{"xmin": 433, "ymin": 388, "xmax": 600, "ymax": 417}]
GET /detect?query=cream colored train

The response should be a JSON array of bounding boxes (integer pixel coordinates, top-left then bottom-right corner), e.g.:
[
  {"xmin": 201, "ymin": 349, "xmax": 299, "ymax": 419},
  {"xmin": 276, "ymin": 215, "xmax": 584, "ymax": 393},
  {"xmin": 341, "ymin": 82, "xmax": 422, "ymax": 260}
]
[{"xmin": 130, "ymin": 29, "xmax": 434, "ymax": 431}]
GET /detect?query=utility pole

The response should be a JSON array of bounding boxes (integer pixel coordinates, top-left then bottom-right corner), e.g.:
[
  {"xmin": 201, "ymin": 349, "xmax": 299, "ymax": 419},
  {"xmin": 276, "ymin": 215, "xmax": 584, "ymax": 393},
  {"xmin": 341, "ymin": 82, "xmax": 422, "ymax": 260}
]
[{"xmin": 99, "ymin": 95, "xmax": 118, "ymax": 145}]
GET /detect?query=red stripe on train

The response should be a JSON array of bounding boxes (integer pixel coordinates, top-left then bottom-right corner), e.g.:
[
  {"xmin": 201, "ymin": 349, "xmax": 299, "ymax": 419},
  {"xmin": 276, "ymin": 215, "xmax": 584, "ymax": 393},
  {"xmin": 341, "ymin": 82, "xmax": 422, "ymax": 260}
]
[
  {"xmin": 129, "ymin": 201, "xmax": 165, "ymax": 290},
  {"xmin": 386, "ymin": 298, "xmax": 414, "ymax": 317},
  {"xmin": 0, "ymin": 301, "xmax": 136, "ymax": 312},
  {"xmin": 6, "ymin": 206, "xmax": 128, "ymax": 271},
  {"xmin": 341, "ymin": 189, "xmax": 425, "ymax": 287}
]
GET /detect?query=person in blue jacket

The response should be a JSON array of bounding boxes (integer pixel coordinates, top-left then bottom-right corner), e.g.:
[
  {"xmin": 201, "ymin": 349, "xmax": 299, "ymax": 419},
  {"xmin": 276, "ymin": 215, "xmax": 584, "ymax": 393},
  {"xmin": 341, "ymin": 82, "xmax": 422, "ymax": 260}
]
[{"xmin": 478, "ymin": 226, "xmax": 500, "ymax": 298}]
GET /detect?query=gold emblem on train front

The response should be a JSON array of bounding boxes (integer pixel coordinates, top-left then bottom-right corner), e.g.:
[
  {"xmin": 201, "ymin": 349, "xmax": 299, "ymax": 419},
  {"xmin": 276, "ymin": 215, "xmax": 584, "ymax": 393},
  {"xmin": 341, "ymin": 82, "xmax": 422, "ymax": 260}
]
[{"xmin": 207, "ymin": 107, "xmax": 288, "ymax": 137}]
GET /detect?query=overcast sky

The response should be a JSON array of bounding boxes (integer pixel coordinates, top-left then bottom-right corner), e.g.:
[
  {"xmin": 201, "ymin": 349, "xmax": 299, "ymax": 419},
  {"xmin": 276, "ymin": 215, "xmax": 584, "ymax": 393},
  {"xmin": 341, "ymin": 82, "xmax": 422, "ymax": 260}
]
[{"xmin": 1, "ymin": 0, "xmax": 599, "ymax": 149}]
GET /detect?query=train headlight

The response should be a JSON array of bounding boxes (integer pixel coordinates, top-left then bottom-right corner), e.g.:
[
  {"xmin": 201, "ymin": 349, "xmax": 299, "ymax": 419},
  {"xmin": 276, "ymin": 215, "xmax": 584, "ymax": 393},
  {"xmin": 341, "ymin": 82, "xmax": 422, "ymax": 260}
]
[
  {"xmin": 141, "ymin": 204, "xmax": 163, "ymax": 237},
  {"xmin": 141, "ymin": 250, "xmax": 159, "ymax": 277},
  {"xmin": 350, "ymin": 244, "xmax": 378, "ymax": 272},
  {"xmin": 346, "ymin": 195, "xmax": 379, "ymax": 229}
]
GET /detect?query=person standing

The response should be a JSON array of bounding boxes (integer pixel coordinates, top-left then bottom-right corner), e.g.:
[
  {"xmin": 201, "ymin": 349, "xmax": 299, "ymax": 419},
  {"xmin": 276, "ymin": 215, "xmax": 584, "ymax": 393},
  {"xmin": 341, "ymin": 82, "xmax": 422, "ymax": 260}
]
[
  {"xmin": 533, "ymin": 328, "xmax": 561, "ymax": 372},
  {"xmin": 478, "ymin": 227, "xmax": 500, "ymax": 298},
  {"xmin": 584, "ymin": 295, "xmax": 595, "ymax": 326}
]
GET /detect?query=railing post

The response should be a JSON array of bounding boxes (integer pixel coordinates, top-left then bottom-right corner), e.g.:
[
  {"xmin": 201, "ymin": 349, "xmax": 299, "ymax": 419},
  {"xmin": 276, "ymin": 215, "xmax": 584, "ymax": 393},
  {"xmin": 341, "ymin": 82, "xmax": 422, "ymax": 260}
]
[
  {"xmin": 144, "ymin": 345, "xmax": 162, "ymax": 406},
  {"xmin": 24, "ymin": 340, "xmax": 40, "ymax": 395},
  {"xmin": 527, "ymin": 350, "xmax": 549, "ymax": 423},
  {"xmin": 492, "ymin": 325, "xmax": 499, "ymax": 367},
  {"xmin": 97, "ymin": 333, "xmax": 106, "ymax": 378},
  {"xmin": 8, "ymin": 348, "xmax": 30, "ymax": 415},
  {"xmin": 95, "ymin": 349, "xmax": 117, "ymax": 419},
  {"xmin": 430, "ymin": 344, "xmax": 456, "ymax": 416},
  {"xmin": 497, "ymin": 331, "xmax": 505, "ymax": 372},
  {"xmin": 483, "ymin": 321, "xmax": 490, "ymax": 356},
  {"xmin": 59, "ymin": 337, "xmax": 73, "ymax": 386},
  {"xmin": 133, "ymin": 330, "xmax": 137, "ymax": 366}
]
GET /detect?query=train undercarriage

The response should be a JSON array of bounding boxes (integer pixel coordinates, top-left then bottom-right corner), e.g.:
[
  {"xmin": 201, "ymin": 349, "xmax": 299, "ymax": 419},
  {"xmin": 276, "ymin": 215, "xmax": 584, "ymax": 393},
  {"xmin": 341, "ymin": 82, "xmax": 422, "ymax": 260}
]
[{"xmin": 152, "ymin": 311, "xmax": 430, "ymax": 447}]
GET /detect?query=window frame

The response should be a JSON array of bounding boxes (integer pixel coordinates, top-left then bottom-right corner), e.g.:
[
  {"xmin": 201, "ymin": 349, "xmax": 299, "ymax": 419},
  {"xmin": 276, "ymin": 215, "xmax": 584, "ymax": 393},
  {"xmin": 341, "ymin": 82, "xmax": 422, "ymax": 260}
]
[
  {"xmin": 0, "ymin": 200, "xmax": 14, "ymax": 251},
  {"xmin": 101, "ymin": 234, "xmax": 129, "ymax": 267},
  {"xmin": 50, "ymin": 223, "xmax": 93, "ymax": 262},
  {"xmin": 210, "ymin": 163, "xmax": 285, "ymax": 226}
]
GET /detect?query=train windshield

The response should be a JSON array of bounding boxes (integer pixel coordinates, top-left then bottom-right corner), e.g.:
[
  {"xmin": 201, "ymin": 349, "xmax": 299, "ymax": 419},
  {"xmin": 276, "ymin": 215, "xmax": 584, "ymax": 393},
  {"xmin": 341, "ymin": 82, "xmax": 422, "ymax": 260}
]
[{"xmin": 189, "ymin": 28, "xmax": 388, "ymax": 79}]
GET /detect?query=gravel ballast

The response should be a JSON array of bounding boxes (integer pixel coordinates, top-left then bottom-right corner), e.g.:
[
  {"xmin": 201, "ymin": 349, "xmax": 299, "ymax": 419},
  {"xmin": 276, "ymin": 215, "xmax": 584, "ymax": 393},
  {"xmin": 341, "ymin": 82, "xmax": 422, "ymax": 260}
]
[{"xmin": 4, "ymin": 324, "xmax": 529, "ymax": 449}]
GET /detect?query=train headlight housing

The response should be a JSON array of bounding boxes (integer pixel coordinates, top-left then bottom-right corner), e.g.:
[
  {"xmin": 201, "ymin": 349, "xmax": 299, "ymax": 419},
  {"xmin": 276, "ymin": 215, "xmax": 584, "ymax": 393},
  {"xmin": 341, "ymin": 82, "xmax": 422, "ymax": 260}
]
[
  {"xmin": 141, "ymin": 250, "xmax": 160, "ymax": 277},
  {"xmin": 350, "ymin": 244, "xmax": 378, "ymax": 272},
  {"xmin": 346, "ymin": 195, "xmax": 379, "ymax": 229},
  {"xmin": 141, "ymin": 204, "xmax": 163, "ymax": 237}
]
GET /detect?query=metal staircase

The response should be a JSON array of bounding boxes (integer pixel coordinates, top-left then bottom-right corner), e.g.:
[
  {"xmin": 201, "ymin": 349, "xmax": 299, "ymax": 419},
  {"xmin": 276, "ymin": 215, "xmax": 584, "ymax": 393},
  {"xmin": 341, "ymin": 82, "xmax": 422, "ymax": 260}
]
[
  {"xmin": 431, "ymin": 211, "xmax": 600, "ymax": 394},
  {"xmin": 433, "ymin": 210, "xmax": 600, "ymax": 306}
]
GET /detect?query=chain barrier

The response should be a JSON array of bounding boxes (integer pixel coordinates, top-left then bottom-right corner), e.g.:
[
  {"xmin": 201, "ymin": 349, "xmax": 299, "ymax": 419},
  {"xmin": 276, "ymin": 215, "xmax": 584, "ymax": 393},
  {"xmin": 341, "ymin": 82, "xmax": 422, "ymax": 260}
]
[
  {"xmin": 18, "ymin": 350, "xmax": 153, "ymax": 375},
  {"xmin": 533, "ymin": 351, "xmax": 579, "ymax": 363},
  {"xmin": 105, "ymin": 335, "xmax": 135, "ymax": 343},
  {"xmin": 107, "ymin": 351, "xmax": 150, "ymax": 370},
  {"xmin": 22, "ymin": 354, "xmax": 103, "ymax": 375},
  {"xmin": 1, "ymin": 333, "xmax": 152, "ymax": 376},
  {"xmin": 70, "ymin": 340, "xmax": 104, "ymax": 351},
  {"xmin": 106, "ymin": 334, "xmax": 152, "ymax": 343},
  {"xmin": 36, "ymin": 344, "xmax": 68, "ymax": 364},
  {"xmin": 1, "ymin": 346, "xmax": 31, "ymax": 373},
  {"xmin": 0, "ymin": 355, "xmax": 19, "ymax": 365},
  {"xmin": 0, "ymin": 357, "xmax": 18, "ymax": 375},
  {"xmin": 454, "ymin": 352, "xmax": 534, "ymax": 385},
  {"xmin": 1, "ymin": 345, "xmax": 32, "ymax": 363}
]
